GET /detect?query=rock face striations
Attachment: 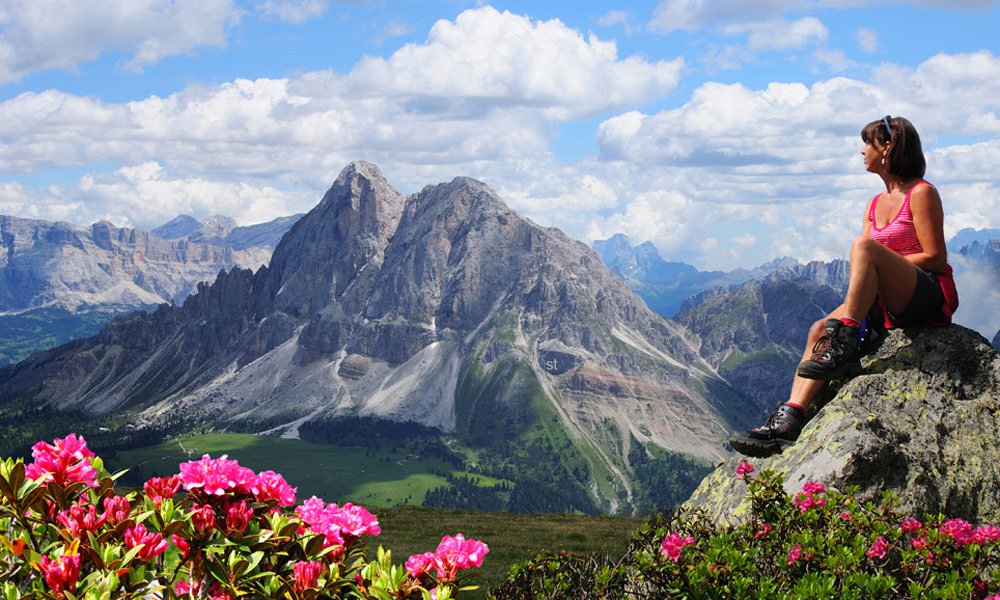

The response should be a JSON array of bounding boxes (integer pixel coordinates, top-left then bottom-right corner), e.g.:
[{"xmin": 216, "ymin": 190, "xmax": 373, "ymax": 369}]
[
  {"xmin": 0, "ymin": 162, "xmax": 759, "ymax": 512},
  {"xmin": 686, "ymin": 324, "xmax": 1000, "ymax": 525}
]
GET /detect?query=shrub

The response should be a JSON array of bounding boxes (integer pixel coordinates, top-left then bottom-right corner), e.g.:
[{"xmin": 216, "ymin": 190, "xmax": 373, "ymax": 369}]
[
  {"xmin": 492, "ymin": 461, "xmax": 1000, "ymax": 599},
  {"xmin": 0, "ymin": 434, "xmax": 488, "ymax": 599}
]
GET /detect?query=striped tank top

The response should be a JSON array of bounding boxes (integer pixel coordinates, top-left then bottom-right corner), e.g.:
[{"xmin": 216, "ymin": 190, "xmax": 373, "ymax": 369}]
[{"xmin": 868, "ymin": 181, "xmax": 927, "ymax": 255}]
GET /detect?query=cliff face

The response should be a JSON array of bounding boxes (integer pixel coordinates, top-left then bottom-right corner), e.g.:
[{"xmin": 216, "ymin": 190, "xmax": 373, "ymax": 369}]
[{"xmin": 686, "ymin": 324, "xmax": 1000, "ymax": 525}]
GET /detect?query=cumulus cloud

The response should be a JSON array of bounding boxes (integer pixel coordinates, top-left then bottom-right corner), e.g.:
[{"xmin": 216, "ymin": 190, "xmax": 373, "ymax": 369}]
[
  {"xmin": 347, "ymin": 7, "xmax": 684, "ymax": 120},
  {"xmin": 726, "ymin": 17, "xmax": 828, "ymax": 51},
  {"xmin": 0, "ymin": 0, "xmax": 241, "ymax": 82},
  {"xmin": 649, "ymin": 0, "xmax": 799, "ymax": 33}
]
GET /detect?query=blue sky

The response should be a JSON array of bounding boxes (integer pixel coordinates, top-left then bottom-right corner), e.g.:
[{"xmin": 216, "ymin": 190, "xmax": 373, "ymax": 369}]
[{"xmin": 2, "ymin": 0, "xmax": 999, "ymax": 279}]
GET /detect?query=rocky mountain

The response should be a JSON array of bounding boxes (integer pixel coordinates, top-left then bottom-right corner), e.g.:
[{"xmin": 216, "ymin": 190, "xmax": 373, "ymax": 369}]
[
  {"xmin": 0, "ymin": 162, "xmax": 760, "ymax": 514},
  {"xmin": 591, "ymin": 234, "xmax": 800, "ymax": 317},
  {"xmin": 0, "ymin": 213, "xmax": 299, "ymax": 366},
  {"xmin": 686, "ymin": 324, "xmax": 1000, "ymax": 525},
  {"xmin": 671, "ymin": 261, "xmax": 850, "ymax": 416},
  {"xmin": 0, "ymin": 214, "xmax": 298, "ymax": 312},
  {"xmin": 153, "ymin": 214, "xmax": 303, "ymax": 251}
]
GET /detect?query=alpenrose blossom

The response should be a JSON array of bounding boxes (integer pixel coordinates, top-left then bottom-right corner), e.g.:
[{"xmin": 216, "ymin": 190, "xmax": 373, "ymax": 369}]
[
  {"xmin": 253, "ymin": 470, "xmax": 297, "ymax": 506},
  {"xmin": 39, "ymin": 553, "xmax": 81, "ymax": 597},
  {"xmin": 660, "ymin": 532, "xmax": 695, "ymax": 563},
  {"xmin": 178, "ymin": 454, "xmax": 257, "ymax": 496},
  {"xmin": 296, "ymin": 497, "xmax": 381, "ymax": 549},
  {"xmin": 224, "ymin": 499, "xmax": 255, "ymax": 533},
  {"xmin": 735, "ymin": 461, "xmax": 755, "ymax": 478},
  {"xmin": 867, "ymin": 536, "xmax": 890, "ymax": 560},
  {"xmin": 293, "ymin": 560, "xmax": 324, "ymax": 591},
  {"xmin": 787, "ymin": 545, "xmax": 803, "ymax": 566},
  {"xmin": 125, "ymin": 523, "xmax": 169, "ymax": 561},
  {"xmin": 102, "ymin": 495, "xmax": 131, "ymax": 525},
  {"xmin": 56, "ymin": 501, "xmax": 107, "ymax": 537},
  {"xmin": 900, "ymin": 518, "xmax": 922, "ymax": 533},
  {"xmin": 190, "ymin": 503, "xmax": 216, "ymax": 535},
  {"xmin": 24, "ymin": 433, "xmax": 98, "ymax": 487},
  {"xmin": 406, "ymin": 534, "xmax": 490, "ymax": 582},
  {"xmin": 144, "ymin": 475, "xmax": 182, "ymax": 507},
  {"xmin": 792, "ymin": 481, "xmax": 827, "ymax": 513}
]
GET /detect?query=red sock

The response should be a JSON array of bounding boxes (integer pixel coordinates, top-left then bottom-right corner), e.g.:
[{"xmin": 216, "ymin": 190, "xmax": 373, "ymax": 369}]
[
  {"xmin": 785, "ymin": 402, "xmax": 806, "ymax": 417},
  {"xmin": 840, "ymin": 317, "xmax": 861, "ymax": 329}
]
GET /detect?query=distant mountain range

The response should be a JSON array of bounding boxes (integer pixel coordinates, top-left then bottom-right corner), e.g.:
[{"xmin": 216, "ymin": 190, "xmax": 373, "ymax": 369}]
[
  {"xmin": 0, "ymin": 162, "xmax": 759, "ymax": 514},
  {"xmin": 0, "ymin": 213, "xmax": 300, "ymax": 365}
]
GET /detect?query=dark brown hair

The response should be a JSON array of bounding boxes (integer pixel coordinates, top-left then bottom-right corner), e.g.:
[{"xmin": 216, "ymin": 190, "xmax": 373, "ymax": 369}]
[{"xmin": 861, "ymin": 116, "xmax": 926, "ymax": 179}]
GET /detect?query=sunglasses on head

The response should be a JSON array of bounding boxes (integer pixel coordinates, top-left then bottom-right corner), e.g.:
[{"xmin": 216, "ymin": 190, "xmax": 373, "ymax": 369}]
[{"xmin": 881, "ymin": 115, "xmax": 893, "ymax": 144}]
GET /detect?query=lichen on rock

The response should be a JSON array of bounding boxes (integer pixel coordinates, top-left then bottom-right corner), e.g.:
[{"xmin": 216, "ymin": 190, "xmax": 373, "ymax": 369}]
[{"xmin": 685, "ymin": 324, "xmax": 1000, "ymax": 525}]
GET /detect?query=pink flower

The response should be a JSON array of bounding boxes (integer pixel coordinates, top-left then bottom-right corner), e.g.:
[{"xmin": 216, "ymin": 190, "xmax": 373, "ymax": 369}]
[
  {"xmin": 900, "ymin": 518, "xmax": 922, "ymax": 533},
  {"xmin": 39, "ymin": 553, "xmax": 81, "ymax": 597},
  {"xmin": 224, "ymin": 500, "xmax": 254, "ymax": 534},
  {"xmin": 983, "ymin": 594, "xmax": 1000, "ymax": 600},
  {"xmin": 405, "ymin": 535, "xmax": 490, "ymax": 583},
  {"xmin": 802, "ymin": 481, "xmax": 826, "ymax": 494},
  {"xmin": 974, "ymin": 525, "xmax": 1000, "ymax": 545},
  {"xmin": 144, "ymin": 476, "xmax": 182, "ymax": 508},
  {"xmin": 178, "ymin": 454, "xmax": 256, "ymax": 497},
  {"xmin": 253, "ymin": 470, "xmax": 297, "ymax": 506},
  {"xmin": 787, "ymin": 545, "xmax": 802, "ymax": 565},
  {"xmin": 56, "ymin": 501, "xmax": 107, "ymax": 538},
  {"xmin": 436, "ymin": 533, "xmax": 489, "ymax": 570},
  {"xmin": 754, "ymin": 524, "xmax": 772, "ymax": 539},
  {"xmin": 839, "ymin": 511, "xmax": 853, "ymax": 521},
  {"xmin": 125, "ymin": 523, "xmax": 169, "ymax": 561},
  {"xmin": 735, "ymin": 461, "xmax": 755, "ymax": 478},
  {"xmin": 174, "ymin": 579, "xmax": 203, "ymax": 596},
  {"xmin": 867, "ymin": 536, "xmax": 889, "ymax": 560},
  {"xmin": 792, "ymin": 481, "xmax": 827, "ymax": 513},
  {"xmin": 191, "ymin": 503, "xmax": 216, "ymax": 535},
  {"xmin": 295, "ymin": 497, "xmax": 380, "ymax": 549},
  {"xmin": 405, "ymin": 552, "xmax": 437, "ymax": 580},
  {"xmin": 660, "ymin": 532, "xmax": 695, "ymax": 563},
  {"xmin": 172, "ymin": 534, "xmax": 191, "ymax": 558},
  {"xmin": 101, "ymin": 495, "xmax": 131, "ymax": 526},
  {"xmin": 940, "ymin": 518, "xmax": 975, "ymax": 546},
  {"xmin": 25, "ymin": 434, "xmax": 98, "ymax": 488},
  {"xmin": 293, "ymin": 560, "xmax": 324, "ymax": 591},
  {"xmin": 912, "ymin": 537, "xmax": 927, "ymax": 550}
]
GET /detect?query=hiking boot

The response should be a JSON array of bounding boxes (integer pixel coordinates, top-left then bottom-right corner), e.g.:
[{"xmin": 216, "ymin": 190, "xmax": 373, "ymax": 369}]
[
  {"xmin": 729, "ymin": 404, "xmax": 805, "ymax": 458},
  {"xmin": 796, "ymin": 319, "xmax": 862, "ymax": 380}
]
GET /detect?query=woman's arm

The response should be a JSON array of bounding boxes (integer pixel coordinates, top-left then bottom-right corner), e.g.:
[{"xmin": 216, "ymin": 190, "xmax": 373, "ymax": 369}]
[
  {"xmin": 861, "ymin": 198, "xmax": 873, "ymax": 238},
  {"xmin": 908, "ymin": 184, "xmax": 948, "ymax": 272}
]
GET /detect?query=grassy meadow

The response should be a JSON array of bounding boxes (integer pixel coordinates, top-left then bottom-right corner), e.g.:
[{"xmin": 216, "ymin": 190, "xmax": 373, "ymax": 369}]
[{"xmin": 108, "ymin": 432, "xmax": 645, "ymax": 598}]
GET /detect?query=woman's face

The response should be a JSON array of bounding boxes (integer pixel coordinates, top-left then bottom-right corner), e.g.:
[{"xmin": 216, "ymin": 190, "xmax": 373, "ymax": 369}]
[{"xmin": 862, "ymin": 138, "xmax": 887, "ymax": 174}]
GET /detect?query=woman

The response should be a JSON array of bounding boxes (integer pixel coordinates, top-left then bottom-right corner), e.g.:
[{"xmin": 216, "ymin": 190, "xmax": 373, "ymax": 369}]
[{"xmin": 730, "ymin": 115, "xmax": 959, "ymax": 458}]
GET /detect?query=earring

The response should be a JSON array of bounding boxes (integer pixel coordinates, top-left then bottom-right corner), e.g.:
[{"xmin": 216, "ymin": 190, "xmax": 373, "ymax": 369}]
[{"xmin": 880, "ymin": 157, "xmax": 885, "ymax": 165}]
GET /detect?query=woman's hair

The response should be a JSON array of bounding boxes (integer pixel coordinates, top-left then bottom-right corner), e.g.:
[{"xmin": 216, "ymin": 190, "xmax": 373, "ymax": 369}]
[{"xmin": 861, "ymin": 116, "xmax": 926, "ymax": 179}]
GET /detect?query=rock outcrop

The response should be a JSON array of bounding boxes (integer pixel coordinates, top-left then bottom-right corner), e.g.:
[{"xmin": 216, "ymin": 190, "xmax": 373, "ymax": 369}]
[{"xmin": 685, "ymin": 324, "xmax": 1000, "ymax": 525}]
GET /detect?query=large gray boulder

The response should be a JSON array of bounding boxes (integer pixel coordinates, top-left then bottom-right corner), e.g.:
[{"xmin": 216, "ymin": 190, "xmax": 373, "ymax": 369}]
[{"xmin": 686, "ymin": 324, "xmax": 1000, "ymax": 525}]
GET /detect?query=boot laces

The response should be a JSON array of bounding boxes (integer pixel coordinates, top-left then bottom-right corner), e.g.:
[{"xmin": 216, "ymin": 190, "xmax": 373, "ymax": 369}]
[{"xmin": 810, "ymin": 335, "xmax": 833, "ymax": 360}]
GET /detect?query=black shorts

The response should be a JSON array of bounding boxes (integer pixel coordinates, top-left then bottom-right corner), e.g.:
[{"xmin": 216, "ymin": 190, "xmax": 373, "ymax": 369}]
[{"xmin": 886, "ymin": 266, "xmax": 946, "ymax": 326}]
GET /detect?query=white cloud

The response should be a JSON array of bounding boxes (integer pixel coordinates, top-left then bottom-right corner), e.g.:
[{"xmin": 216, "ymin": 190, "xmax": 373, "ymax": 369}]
[
  {"xmin": 347, "ymin": 7, "xmax": 684, "ymax": 120},
  {"xmin": 598, "ymin": 10, "xmax": 630, "ymax": 27},
  {"xmin": 728, "ymin": 17, "xmax": 828, "ymax": 51},
  {"xmin": 856, "ymin": 27, "xmax": 879, "ymax": 53},
  {"xmin": 0, "ymin": 0, "xmax": 241, "ymax": 82}
]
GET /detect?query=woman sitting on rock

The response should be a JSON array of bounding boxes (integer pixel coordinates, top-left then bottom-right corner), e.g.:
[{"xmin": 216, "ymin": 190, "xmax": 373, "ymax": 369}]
[{"xmin": 730, "ymin": 115, "xmax": 959, "ymax": 458}]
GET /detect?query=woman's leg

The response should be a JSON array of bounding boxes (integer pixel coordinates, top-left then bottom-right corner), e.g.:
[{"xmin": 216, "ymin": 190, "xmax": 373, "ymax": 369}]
[
  {"xmin": 787, "ymin": 304, "xmax": 844, "ymax": 411},
  {"xmin": 843, "ymin": 236, "xmax": 918, "ymax": 321}
]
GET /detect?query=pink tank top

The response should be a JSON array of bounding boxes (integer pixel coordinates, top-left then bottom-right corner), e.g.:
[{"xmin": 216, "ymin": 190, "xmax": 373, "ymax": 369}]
[{"xmin": 868, "ymin": 182, "xmax": 926, "ymax": 255}]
